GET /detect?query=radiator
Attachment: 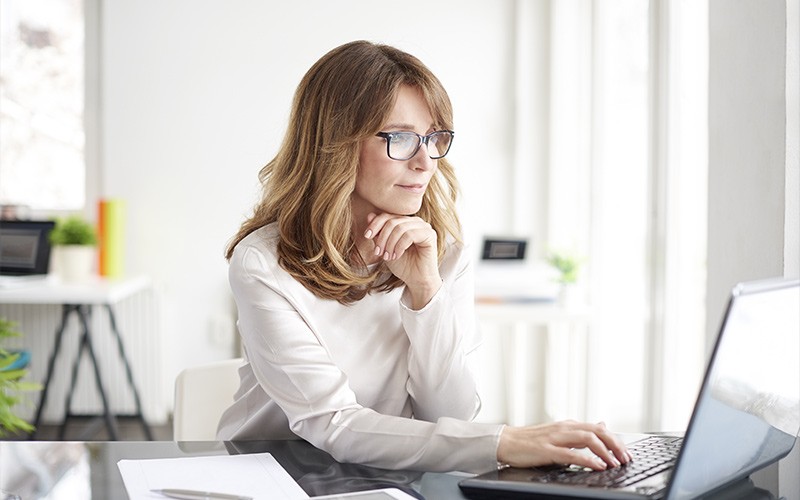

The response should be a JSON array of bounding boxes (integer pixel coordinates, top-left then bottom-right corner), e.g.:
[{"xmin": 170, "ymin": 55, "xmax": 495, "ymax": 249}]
[{"xmin": 0, "ymin": 287, "xmax": 166, "ymax": 425}]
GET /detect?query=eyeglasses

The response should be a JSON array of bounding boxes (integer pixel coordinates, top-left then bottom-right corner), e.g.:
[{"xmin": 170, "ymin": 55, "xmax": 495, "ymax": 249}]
[{"xmin": 375, "ymin": 130, "xmax": 455, "ymax": 161}]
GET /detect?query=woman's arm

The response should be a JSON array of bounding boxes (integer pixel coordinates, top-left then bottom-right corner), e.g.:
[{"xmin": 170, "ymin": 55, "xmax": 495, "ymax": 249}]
[
  {"xmin": 229, "ymin": 242, "xmax": 501, "ymax": 473},
  {"xmin": 363, "ymin": 213, "xmax": 481, "ymax": 422},
  {"xmin": 399, "ymin": 242, "xmax": 482, "ymax": 422}
]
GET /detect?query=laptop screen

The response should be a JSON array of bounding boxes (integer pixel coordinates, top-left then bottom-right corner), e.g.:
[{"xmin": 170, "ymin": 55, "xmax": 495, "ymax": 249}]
[
  {"xmin": 0, "ymin": 220, "xmax": 56, "ymax": 276},
  {"xmin": 667, "ymin": 279, "xmax": 800, "ymax": 498}
]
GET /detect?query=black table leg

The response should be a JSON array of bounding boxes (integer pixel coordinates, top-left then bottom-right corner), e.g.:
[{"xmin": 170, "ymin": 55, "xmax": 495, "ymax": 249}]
[
  {"xmin": 28, "ymin": 301, "xmax": 152, "ymax": 441},
  {"xmin": 75, "ymin": 304, "xmax": 119, "ymax": 440},
  {"xmin": 105, "ymin": 304, "xmax": 154, "ymax": 440},
  {"xmin": 59, "ymin": 309, "xmax": 90, "ymax": 440},
  {"xmin": 29, "ymin": 305, "xmax": 72, "ymax": 440}
]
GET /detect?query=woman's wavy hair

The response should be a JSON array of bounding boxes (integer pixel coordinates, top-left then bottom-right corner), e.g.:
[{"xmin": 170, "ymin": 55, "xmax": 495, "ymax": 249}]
[{"xmin": 226, "ymin": 40, "xmax": 461, "ymax": 303}]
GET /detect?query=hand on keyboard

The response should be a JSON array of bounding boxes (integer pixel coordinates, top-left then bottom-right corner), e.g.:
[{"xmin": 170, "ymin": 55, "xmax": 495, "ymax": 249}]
[{"xmin": 497, "ymin": 420, "xmax": 633, "ymax": 471}]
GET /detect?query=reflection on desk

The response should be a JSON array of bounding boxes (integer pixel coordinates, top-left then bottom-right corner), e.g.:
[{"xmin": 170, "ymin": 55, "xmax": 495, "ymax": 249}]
[
  {"xmin": 0, "ymin": 440, "xmax": 779, "ymax": 500},
  {"xmin": 0, "ymin": 441, "xmax": 430, "ymax": 500}
]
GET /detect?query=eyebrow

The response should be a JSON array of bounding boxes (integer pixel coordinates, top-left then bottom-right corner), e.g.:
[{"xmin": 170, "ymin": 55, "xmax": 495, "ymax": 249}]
[{"xmin": 381, "ymin": 122, "xmax": 436, "ymax": 132}]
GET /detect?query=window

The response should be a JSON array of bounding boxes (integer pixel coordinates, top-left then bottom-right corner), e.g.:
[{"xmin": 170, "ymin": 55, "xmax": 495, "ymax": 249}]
[
  {"xmin": 544, "ymin": 0, "xmax": 653, "ymax": 430},
  {"xmin": 545, "ymin": 0, "xmax": 708, "ymax": 431},
  {"xmin": 0, "ymin": 0, "xmax": 85, "ymax": 211},
  {"xmin": 649, "ymin": 0, "xmax": 708, "ymax": 431}
]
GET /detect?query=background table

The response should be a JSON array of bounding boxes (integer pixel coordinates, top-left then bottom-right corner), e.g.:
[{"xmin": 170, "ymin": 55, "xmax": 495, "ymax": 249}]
[
  {"xmin": 0, "ymin": 275, "xmax": 154, "ymax": 440},
  {"xmin": 475, "ymin": 299, "xmax": 592, "ymax": 426}
]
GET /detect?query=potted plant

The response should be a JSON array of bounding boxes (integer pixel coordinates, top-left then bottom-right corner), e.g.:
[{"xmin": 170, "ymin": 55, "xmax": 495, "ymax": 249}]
[
  {"xmin": 546, "ymin": 250, "xmax": 583, "ymax": 306},
  {"xmin": 50, "ymin": 215, "xmax": 98, "ymax": 283},
  {"xmin": 0, "ymin": 317, "xmax": 40, "ymax": 437}
]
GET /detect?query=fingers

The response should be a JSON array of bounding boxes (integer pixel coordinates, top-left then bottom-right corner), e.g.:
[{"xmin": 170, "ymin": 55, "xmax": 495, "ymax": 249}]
[
  {"xmin": 568, "ymin": 423, "xmax": 632, "ymax": 469},
  {"xmin": 595, "ymin": 421, "xmax": 633, "ymax": 465},
  {"xmin": 553, "ymin": 447, "xmax": 612, "ymax": 471},
  {"xmin": 497, "ymin": 421, "xmax": 632, "ymax": 471},
  {"xmin": 554, "ymin": 422, "xmax": 631, "ymax": 469},
  {"xmin": 363, "ymin": 212, "xmax": 435, "ymax": 261}
]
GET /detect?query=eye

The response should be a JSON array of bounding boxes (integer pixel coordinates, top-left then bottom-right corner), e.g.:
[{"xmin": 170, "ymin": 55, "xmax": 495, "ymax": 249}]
[
  {"xmin": 429, "ymin": 131, "xmax": 453, "ymax": 157},
  {"xmin": 390, "ymin": 132, "xmax": 417, "ymax": 148}
]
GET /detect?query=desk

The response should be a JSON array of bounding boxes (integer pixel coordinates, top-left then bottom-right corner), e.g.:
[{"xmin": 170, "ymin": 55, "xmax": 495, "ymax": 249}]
[
  {"xmin": 0, "ymin": 440, "xmax": 782, "ymax": 499},
  {"xmin": 475, "ymin": 300, "xmax": 591, "ymax": 426},
  {"xmin": 0, "ymin": 276, "xmax": 154, "ymax": 440}
]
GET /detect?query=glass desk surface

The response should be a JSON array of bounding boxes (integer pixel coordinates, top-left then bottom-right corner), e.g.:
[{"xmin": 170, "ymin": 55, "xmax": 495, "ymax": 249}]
[
  {"xmin": 0, "ymin": 439, "xmax": 781, "ymax": 500},
  {"xmin": 0, "ymin": 440, "xmax": 460, "ymax": 499}
]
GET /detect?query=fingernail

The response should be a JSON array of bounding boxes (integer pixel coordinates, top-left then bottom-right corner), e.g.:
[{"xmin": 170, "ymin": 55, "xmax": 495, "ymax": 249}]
[
  {"xmin": 364, "ymin": 229, "xmax": 372, "ymax": 238},
  {"xmin": 594, "ymin": 458, "xmax": 607, "ymax": 470},
  {"xmin": 374, "ymin": 246, "xmax": 381, "ymax": 256},
  {"xmin": 383, "ymin": 252, "xmax": 390, "ymax": 260},
  {"xmin": 391, "ymin": 253, "xmax": 397, "ymax": 260}
]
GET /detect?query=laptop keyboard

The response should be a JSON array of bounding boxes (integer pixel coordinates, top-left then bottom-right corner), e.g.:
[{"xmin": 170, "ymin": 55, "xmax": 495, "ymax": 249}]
[{"xmin": 533, "ymin": 435, "xmax": 682, "ymax": 488}]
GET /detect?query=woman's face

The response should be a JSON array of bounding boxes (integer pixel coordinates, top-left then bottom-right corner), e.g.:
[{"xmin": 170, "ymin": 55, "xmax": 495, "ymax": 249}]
[{"xmin": 353, "ymin": 85, "xmax": 438, "ymax": 221}]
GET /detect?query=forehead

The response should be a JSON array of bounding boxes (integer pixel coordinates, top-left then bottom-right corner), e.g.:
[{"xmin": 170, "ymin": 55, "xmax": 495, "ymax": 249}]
[{"xmin": 382, "ymin": 85, "xmax": 434, "ymax": 130}]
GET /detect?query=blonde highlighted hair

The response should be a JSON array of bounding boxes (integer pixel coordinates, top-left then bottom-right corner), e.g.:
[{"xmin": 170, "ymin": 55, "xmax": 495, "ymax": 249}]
[{"xmin": 226, "ymin": 40, "xmax": 461, "ymax": 303}]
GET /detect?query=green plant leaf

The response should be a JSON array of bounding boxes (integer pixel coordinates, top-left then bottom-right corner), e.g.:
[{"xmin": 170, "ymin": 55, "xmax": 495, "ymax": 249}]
[
  {"xmin": 0, "ymin": 315, "xmax": 39, "ymax": 436},
  {"xmin": 0, "ymin": 369, "xmax": 27, "ymax": 381},
  {"xmin": 0, "ymin": 318, "xmax": 21, "ymax": 339},
  {"xmin": 0, "ymin": 354, "xmax": 18, "ymax": 370},
  {"xmin": 546, "ymin": 251, "xmax": 582, "ymax": 284},
  {"xmin": 49, "ymin": 215, "xmax": 98, "ymax": 246}
]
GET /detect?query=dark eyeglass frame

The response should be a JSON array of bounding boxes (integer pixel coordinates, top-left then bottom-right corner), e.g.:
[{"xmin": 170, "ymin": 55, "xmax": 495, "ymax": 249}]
[{"xmin": 375, "ymin": 130, "xmax": 455, "ymax": 161}]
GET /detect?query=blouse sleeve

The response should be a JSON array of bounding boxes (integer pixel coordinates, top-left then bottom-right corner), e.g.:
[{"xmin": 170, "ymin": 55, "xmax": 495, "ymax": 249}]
[
  {"xmin": 400, "ymin": 242, "xmax": 484, "ymax": 422},
  {"xmin": 229, "ymin": 242, "xmax": 501, "ymax": 473}
]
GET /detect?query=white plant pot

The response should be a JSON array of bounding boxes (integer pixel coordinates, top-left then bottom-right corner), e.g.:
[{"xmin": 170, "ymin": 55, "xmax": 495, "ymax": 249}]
[
  {"xmin": 54, "ymin": 245, "xmax": 96, "ymax": 283},
  {"xmin": 558, "ymin": 283, "xmax": 582, "ymax": 308}
]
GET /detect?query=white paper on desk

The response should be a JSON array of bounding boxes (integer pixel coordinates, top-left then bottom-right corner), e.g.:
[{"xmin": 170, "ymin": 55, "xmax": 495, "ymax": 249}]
[{"xmin": 117, "ymin": 452, "xmax": 309, "ymax": 500}]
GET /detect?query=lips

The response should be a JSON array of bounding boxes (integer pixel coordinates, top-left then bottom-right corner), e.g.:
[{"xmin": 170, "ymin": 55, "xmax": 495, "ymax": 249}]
[{"xmin": 397, "ymin": 183, "xmax": 426, "ymax": 194}]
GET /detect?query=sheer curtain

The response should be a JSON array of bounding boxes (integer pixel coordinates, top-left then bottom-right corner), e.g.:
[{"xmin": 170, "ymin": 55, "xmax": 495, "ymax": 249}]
[{"xmin": 510, "ymin": 0, "xmax": 707, "ymax": 432}]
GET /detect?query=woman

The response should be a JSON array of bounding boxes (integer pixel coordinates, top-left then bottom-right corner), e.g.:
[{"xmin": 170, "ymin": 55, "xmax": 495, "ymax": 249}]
[{"xmin": 218, "ymin": 40, "xmax": 630, "ymax": 473}]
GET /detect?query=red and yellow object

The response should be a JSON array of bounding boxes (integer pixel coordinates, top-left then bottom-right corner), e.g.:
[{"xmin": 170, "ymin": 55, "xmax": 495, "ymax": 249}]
[{"xmin": 98, "ymin": 198, "xmax": 125, "ymax": 278}]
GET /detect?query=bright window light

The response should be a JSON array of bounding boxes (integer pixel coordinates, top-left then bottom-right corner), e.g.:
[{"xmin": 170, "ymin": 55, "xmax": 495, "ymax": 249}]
[{"xmin": 0, "ymin": 0, "xmax": 85, "ymax": 211}]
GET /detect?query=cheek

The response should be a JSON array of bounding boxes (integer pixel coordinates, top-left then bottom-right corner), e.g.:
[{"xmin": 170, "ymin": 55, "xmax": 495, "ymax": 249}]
[
  {"xmin": 357, "ymin": 149, "xmax": 395, "ymax": 194},
  {"xmin": 355, "ymin": 165, "xmax": 386, "ymax": 197}
]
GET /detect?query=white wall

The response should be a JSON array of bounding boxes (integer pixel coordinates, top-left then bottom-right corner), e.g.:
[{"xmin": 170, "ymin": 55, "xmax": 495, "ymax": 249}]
[
  {"xmin": 778, "ymin": 0, "xmax": 800, "ymax": 492},
  {"xmin": 707, "ymin": 0, "xmax": 787, "ymax": 337},
  {"xmin": 99, "ymin": 0, "xmax": 517, "ymax": 418},
  {"xmin": 708, "ymin": 0, "xmax": 798, "ymax": 496},
  {"xmin": 782, "ymin": 0, "xmax": 799, "ymax": 496}
]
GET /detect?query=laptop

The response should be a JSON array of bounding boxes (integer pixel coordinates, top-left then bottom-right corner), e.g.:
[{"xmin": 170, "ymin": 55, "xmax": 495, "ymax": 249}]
[
  {"xmin": 459, "ymin": 277, "xmax": 800, "ymax": 499},
  {"xmin": 0, "ymin": 220, "xmax": 55, "ymax": 276}
]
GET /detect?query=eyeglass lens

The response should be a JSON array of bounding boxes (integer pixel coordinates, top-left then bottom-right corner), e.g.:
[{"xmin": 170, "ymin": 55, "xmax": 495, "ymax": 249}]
[{"xmin": 387, "ymin": 131, "xmax": 453, "ymax": 160}]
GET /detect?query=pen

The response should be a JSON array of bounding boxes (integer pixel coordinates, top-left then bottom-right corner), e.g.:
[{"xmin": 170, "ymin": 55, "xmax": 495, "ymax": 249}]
[{"xmin": 150, "ymin": 488, "xmax": 253, "ymax": 500}]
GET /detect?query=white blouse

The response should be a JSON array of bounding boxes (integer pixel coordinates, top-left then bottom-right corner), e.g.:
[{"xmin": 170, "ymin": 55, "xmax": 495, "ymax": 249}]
[{"xmin": 217, "ymin": 224, "xmax": 503, "ymax": 473}]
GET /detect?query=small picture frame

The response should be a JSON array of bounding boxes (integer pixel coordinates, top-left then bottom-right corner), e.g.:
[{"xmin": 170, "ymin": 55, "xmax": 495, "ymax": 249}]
[
  {"xmin": 481, "ymin": 237, "xmax": 528, "ymax": 261},
  {"xmin": 0, "ymin": 220, "xmax": 56, "ymax": 276}
]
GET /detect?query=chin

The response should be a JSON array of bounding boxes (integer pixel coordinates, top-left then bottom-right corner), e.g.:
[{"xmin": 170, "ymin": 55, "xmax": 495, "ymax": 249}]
[
  {"xmin": 374, "ymin": 194, "xmax": 424, "ymax": 216},
  {"xmin": 391, "ymin": 203, "xmax": 423, "ymax": 216}
]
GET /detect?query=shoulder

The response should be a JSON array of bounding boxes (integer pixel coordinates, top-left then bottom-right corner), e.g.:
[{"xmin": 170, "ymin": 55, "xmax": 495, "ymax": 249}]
[
  {"xmin": 230, "ymin": 224, "xmax": 279, "ymax": 263},
  {"xmin": 228, "ymin": 223, "xmax": 318, "ymax": 308},
  {"xmin": 228, "ymin": 223, "xmax": 283, "ymax": 287}
]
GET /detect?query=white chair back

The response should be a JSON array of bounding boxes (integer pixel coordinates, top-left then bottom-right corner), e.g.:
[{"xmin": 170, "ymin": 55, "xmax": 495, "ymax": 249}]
[{"xmin": 173, "ymin": 358, "xmax": 244, "ymax": 441}]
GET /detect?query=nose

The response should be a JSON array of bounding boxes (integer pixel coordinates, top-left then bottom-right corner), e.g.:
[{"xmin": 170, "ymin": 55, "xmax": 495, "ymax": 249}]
[{"xmin": 409, "ymin": 143, "xmax": 435, "ymax": 171}]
